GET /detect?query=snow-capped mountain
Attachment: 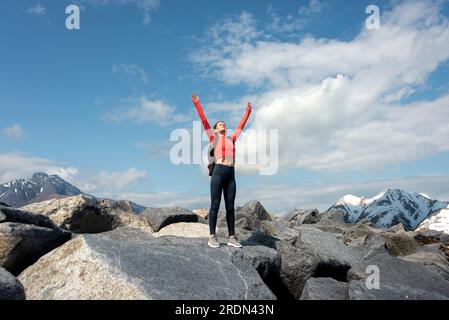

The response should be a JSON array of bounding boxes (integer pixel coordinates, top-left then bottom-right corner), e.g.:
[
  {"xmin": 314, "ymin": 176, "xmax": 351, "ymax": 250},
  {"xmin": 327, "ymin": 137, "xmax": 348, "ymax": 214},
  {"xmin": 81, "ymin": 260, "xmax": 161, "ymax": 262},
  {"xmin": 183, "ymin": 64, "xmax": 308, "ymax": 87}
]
[
  {"xmin": 328, "ymin": 189, "xmax": 449, "ymax": 231},
  {"xmin": 0, "ymin": 172, "xmax": 82, "ymax": 207},
  {"xmin": 416, "ymin": 208, "xmax": 449, "ymax": 234}
]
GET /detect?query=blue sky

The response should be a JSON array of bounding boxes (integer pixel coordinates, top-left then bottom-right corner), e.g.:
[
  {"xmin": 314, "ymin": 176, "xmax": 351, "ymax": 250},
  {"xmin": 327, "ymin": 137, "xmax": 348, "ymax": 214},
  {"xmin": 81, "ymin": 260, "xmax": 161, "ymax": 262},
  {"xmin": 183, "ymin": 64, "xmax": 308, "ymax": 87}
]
[{"xmin": 1, "ymin": 0, "xmax": 449, "ymax": 214}]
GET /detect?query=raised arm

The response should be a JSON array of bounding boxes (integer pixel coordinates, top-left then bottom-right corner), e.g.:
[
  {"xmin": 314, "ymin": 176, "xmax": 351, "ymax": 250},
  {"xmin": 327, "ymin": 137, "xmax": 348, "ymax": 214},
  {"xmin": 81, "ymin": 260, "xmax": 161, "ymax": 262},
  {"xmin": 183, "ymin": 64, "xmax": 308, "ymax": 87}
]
[
  {"xmin": 192, "ymin": 94, "xmax": 214, "ymax": 143},
  {"xmin": 232, "ymin": 102, "xmax": 252, "ymax": 142}
]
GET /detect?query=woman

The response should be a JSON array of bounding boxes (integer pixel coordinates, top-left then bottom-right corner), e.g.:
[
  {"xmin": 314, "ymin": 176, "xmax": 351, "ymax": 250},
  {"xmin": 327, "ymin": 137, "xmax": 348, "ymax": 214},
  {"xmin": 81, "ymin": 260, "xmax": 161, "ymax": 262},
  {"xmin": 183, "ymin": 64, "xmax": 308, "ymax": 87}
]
[{"xmin": 192, "ymin": 93, "xmax": 252, "ymax": 248}]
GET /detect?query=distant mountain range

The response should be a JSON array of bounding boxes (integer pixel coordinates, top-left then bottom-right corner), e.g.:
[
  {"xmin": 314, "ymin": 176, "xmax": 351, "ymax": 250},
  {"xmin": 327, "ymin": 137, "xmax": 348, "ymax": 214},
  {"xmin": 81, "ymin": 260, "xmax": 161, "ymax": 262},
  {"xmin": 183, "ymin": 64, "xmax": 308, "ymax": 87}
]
[
  {"xmin": 0, "ymin": 172, "xmax": 146, "ymax": 213},
  {"xmin": 0, "ymin": 172, "xmax": 82, "ymax": 207},
  {"xmin": 328, "ymin": 188, "xmax": 449, "ymax": 231},
  {"xmin": 2, "ymin": 173, "xmax": 448, "ymax": 233}
]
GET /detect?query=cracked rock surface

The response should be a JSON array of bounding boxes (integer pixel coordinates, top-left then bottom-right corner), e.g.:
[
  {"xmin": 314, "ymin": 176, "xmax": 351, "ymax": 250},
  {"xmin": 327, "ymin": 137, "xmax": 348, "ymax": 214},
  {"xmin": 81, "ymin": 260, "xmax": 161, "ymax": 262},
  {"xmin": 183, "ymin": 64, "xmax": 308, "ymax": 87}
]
[{"xmin": 18, "ymin": 227, "xmax": 275, "ymax": 300}]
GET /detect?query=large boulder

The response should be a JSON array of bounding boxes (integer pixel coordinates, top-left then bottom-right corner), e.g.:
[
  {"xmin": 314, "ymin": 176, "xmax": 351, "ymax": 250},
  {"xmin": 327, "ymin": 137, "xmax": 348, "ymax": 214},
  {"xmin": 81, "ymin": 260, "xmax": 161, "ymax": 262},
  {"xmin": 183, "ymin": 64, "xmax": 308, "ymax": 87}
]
[
  {"xmin": 0, "ymin": 204, "xmax": 59, "ymax": 230},
  {"xmin": 277, "ymin": 241, "xmax": 320, "ymax": 299},
  {"xmin": 282, "ymin": 209, "xmax": 320, "ymax": 227},
  {"xmin": 300, "ymin": 277, "xmax": 347, "ymax": 300},
  {"xmin": 277, "ymin": 225, "xmax": 363, "ymax": 299},
  {"xmin": 342, "ymin": 221, "xmax": 420, "ymax": 257},
  {"xmin": 342, "ymin": 222, "xmax": 383, "ymax": 245},
  {"xmin": 192, "ymin": 208, "xmax": 209, "ymax": 219},
  {"xmin": 381, "ymin": 232, "xmax": 421, "ymax": 257},
  {"xmin": 315, "ymin": 210, "xmax": 351, "ymax": 234},
  {"xmin": 218, "ymin": 201, "xmax": 272, "ymax": 231},
  {"xmin": 141, "ymin": 207, "xmax": 198, "ymax": 232},
  {"xmin": 21, "ymin": 195, "xmax": 112, "ymax": 233},
  {"xmin": 98, "ymin": 199, "xmax": 153, "ymax": 233},
  {"xmin": 18, "ymin": 227, "xmax": 276, "ymax": 300},
  {"xmin": 413, "ymin": 230, "xmax": 449, "ymax": 246},
  {"xmin": 21, "ymin": 195, "xmax": 152, "ymax": 234},
  {"xmin": 347, "ymin": 254, "xmax": 449, "ymax": 299},
  {"xmin": 0, "ymin": 222, "xmax": 71, "ymax": 275},
  {"xmin": 154, "ymin": 222, "xmax": 209, "ymax": 238},
  {"xmin": 230, "ymin": 246, "xmax": 293, "ymax": 300},
  {"xmin": 154, "ymin": 223, "xmax": 277, "ymax": 250},
  {"xmin": 400, "ymin": 244, "xmax": 449, "ymax": 282},
  {"xmin": 192, "ymin": 208, "xmax": 209, "ymax": 224},
  {"xmin": 0, "ymin": 267, "xmax": 26, "ymax": 300},
  {"xmin": 259, "ymin": 220, "xmax": 299, "ymax": 241}
]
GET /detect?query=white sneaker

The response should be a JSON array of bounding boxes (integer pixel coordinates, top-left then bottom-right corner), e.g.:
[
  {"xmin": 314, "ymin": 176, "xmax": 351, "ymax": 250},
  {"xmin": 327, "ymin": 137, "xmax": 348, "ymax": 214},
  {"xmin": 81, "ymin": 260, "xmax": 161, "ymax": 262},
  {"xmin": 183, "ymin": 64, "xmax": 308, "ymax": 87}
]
[
  {"xmin": 227, "ymin": 235, "xmax": 243, "ymax": 248},
  {"xmin": 208, "ymin": 235, "xmax": 220, "ymax": 248}
]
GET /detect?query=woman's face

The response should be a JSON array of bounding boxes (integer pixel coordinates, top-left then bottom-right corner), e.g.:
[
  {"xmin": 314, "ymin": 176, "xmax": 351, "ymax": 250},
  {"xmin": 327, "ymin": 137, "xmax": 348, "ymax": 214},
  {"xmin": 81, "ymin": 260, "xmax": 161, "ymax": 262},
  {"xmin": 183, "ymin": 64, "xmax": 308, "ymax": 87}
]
[{"xmin": 215, "ymin": 122, "xmax": 227, "ymax": 132}]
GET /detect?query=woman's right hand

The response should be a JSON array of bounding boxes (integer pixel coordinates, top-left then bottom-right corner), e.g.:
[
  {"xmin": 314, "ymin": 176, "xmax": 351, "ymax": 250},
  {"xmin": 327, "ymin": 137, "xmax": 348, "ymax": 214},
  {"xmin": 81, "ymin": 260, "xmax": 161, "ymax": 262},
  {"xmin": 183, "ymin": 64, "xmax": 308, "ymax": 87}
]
[{"xmin": 192, "ymin": 93, "xmax": 199, "ymax": 103}]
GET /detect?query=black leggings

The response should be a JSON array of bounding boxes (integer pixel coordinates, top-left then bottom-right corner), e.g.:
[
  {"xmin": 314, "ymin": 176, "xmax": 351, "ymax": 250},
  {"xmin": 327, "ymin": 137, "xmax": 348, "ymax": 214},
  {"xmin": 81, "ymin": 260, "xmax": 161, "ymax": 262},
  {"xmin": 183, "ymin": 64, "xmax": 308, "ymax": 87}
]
[{"xmin": 209, "ymin": 164, "xmax": 236, "ymax": 236}]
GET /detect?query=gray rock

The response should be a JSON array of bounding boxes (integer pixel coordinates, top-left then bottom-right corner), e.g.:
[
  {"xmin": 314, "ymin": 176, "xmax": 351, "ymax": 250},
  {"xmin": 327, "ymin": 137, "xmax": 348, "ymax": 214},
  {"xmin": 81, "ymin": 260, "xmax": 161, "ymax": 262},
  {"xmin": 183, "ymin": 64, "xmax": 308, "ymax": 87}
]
[
  {"xmin": 218, "ymin": 201, "xmax": 271, "ymax": 231},
  {"xmin": 277, "ymin": 241, "xmax": 320, "ymax": 299},
  {"xmin": 319, "ymin": 210, "xmax": 347, "ymax": 224},
  {"xmin": 22, "ymin": 195, "xmax": 152, "ymax": 234},
  {"xmin": 414, "ymin": 230, "xmax": 449, "ymax": 246},
  {"xmin": 348, "ymin": 280, "xmax": 448, "ymax": 300},
  {"xmin": 18, "ymin": 227, "xmax": 275, "ymax": 300},
  {"xmin": 154, "ymin": 222, "xmax": 209, "ymax": 238},
  {"xmin": 0, "ymin": 205, "xmax": 58, "ymax": 230},
  {"xmin": 300, "ymin": 277, "xmax": 347, "ymax": 300},
  {"xmin": 295, "ymin": 225, "xmax": 362, "ymax": 268},
  {"xmin": 0, "ymin": 211, "xmax": 5, "ymax": 223},
  {"xmin": 342, "ymin": 222, "xmax": 382, "ymax": 245},
  {"xmin": 343, "ymin": 221, "xmax": 420, "ymax": 256},
  {"xmin": 283, "ymin": 209, "xmax": 320, "ymax": 227},
  {"xmin": 401, "ymin": 244, "xmax": 449, "ymax": 282},
  {"xmin": 0, "ymin": 267, "xmax": 26, "ymax": 300},
  {"xmin": 197, "ymin": 216, "xmax": 208, "ymax": 224},
  {"xmin": 278, "ymin": 226, "xmax": 362, "ymax": 299},
  {"xmin": 349, "ymin": 234, "xmax": 389, "ymax": 261},
  {"xmin": 259, "ymin": 220, "xmax": 299, "ymax": 241},
  {"xmin": 98, "ymin": 199, "xmax": 153, "ymax": 233},
  {"xmin": 215, "ymin": 227, "xmax": 253, "ymax": 243},
  {"xmin": 381, "ymin": 232, "xmax": 421, "ymax": 257},
  {"xmin": 0, "ymin": 222, "xmax": 71, "ymax": 275},
  {"xmin": 347, "ymin": 254, "xmax": 449, "ymax": 299},
  {"xmin": 141, "ymin": 207, "xmax": 198, "ymax": 232},
  {"xmin": 230, "ymin": 246, "xmax": 293, "ymax": 300},
  {"xmin": 232, "ymin": 245, "xmax": 280, "ymax": 281},
  {"xmin": 22, "ymin": 195, "xmax": 113, "ymax": 233},
  {"xmin": 241, "ymin": 230, "xmax": 280, "ymax": 250},
  {"xmin": 315, "ymin": 211, "xmax": 351, "ymax": 234}
]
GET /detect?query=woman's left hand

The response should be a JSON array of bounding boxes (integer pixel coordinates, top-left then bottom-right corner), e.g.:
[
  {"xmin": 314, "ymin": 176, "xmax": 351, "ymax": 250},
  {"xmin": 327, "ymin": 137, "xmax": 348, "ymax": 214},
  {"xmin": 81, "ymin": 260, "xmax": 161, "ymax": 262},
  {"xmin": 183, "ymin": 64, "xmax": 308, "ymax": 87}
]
[{"xmin": 246, "ymin": 102, "xmax": 252, "ymax": 111}]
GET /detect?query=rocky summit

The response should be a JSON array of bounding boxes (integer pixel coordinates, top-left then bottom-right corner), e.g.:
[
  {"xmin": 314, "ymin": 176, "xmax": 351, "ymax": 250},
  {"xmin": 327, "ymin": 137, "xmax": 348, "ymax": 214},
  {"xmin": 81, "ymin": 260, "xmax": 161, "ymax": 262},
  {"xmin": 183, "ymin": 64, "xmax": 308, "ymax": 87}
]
[
  {"xmin": 0, "ymin": 172, "xmax": 82, "ymax": 208},
  {"xmin": 1, "ymin": 195, "xmax": 449, "ymax": 300}
]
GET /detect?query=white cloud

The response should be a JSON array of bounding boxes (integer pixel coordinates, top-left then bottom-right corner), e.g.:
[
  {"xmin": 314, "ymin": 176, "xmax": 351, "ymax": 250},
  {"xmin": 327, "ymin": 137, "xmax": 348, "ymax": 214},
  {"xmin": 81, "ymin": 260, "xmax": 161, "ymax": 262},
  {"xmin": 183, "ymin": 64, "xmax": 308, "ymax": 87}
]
[
  {"xmin": 27, "ymin": 3, "xmax": 47, "ymax": 15},
  {"xmin": 78, "ymin": 167, "xmax": 147, "ymax": 194},
  {"xmin": 265, "ymin": 5, "xmax": 304, "ymax": 34},
  {"xmin": 0, "ymin": 152, "xmax": 79, "ymax": 183},
  {"xmin": 82, "ymin": 0, "xmax": 159, "ymax": 25},
  {"xmin": 113, "ymin": 63, "xmax": 149, "ymax": 84},
  {"xmin": 264, "ymin": 0, "xmax": 329, "ymax": 36},
  {"xmin": 105, "ymin": 95, "xmax": 190, "ymax": 125},
  {"xmin": 298, "ymin": 0, "xmax": 326, "ymax": 16},
  {"xmin": 191, "ymin": 0, "xmax": 449, "ymax": 173},
  {"xmin": 4, "ymin": 125, "xmax": 26, "ymax": 140}
]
